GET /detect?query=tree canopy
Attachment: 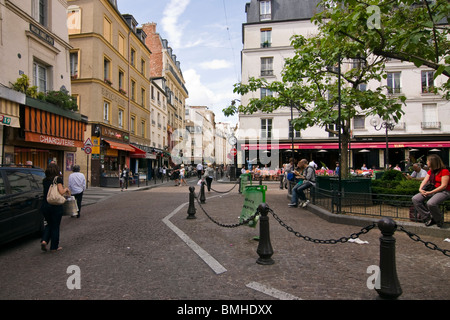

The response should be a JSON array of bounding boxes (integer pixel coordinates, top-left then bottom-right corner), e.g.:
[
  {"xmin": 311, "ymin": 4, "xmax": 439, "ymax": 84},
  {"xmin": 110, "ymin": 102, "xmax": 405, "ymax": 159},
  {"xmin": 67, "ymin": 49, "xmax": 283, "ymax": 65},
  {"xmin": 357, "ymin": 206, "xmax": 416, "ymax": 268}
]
[{"xmin": 223, "ymin": 0, "xmax": 449, "ymax": 176}]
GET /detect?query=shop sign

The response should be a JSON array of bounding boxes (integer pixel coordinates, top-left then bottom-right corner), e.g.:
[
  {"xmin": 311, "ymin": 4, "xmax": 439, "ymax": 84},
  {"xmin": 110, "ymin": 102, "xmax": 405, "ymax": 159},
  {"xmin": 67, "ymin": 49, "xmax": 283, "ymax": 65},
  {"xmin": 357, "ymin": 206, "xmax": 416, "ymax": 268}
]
[
  {"xmin": 101, "ymin": 126, "xmax": 129, "ymax": 142},
  {"xmin": 0, "ymin": 115, "xmax": 11, "ymax": 125},
  {"xmin": 25, "ymin": 132, "xmax": 83, "ymax": 147}
]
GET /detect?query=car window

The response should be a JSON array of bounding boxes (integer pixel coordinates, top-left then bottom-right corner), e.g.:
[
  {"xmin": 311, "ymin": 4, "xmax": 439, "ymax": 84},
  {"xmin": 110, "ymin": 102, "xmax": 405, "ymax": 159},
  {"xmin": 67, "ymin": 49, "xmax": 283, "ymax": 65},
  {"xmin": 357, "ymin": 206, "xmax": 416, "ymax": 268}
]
[
  {"xmin": 0, "ymin": 174, "xmax": 5, "ymax": 195},
  {"xmin": 30, "ymin": 171, "xmax": 45, "ymax": 190},
  {"xmin": 5, "ymin": 170, "xmax": 33, "ymax": 194}
]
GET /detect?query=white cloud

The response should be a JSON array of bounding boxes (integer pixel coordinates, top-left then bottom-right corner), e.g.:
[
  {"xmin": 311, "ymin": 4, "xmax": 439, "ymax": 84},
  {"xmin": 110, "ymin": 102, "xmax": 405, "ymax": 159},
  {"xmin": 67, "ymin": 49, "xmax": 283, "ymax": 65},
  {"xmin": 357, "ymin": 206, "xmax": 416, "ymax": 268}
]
[
  {"xmin": 161, "ymin": 0, "xmax": 191, "ymax": 48},
  {"xmin": 200, "ymin": 59, "xmax": 232, "ymax": 70}
]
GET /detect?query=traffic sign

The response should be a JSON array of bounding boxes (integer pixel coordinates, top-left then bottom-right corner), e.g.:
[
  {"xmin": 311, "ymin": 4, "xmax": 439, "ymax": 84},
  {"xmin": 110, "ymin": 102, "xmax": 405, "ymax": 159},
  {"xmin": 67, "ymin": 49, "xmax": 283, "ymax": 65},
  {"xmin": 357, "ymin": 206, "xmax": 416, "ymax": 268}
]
[
  {"xmin": 230, "ymin": 148, "xmax": 237, "ymax": 156},
  {"xmin": 84, "ymin": 138, "xmax": 93, "ymax": 147},
  {"xmin": 84, "ymin": 146, "xmax": 92, "ymax": 154}
]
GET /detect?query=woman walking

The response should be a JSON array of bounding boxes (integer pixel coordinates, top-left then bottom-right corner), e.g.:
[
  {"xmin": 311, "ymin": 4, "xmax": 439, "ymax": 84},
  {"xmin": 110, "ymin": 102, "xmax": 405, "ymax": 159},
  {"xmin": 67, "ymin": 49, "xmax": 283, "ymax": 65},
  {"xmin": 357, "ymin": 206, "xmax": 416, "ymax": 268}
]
[
  {"xmin": 412, "ymin": 154, "xmax": 450, "ymax": 228},
  {"xmin": 40, "ymin": 163, "xmax": 70, "ymax": 252},
  {"xmin": 203, "ymin": 163, "xmax": 215, "ymax": 192}
]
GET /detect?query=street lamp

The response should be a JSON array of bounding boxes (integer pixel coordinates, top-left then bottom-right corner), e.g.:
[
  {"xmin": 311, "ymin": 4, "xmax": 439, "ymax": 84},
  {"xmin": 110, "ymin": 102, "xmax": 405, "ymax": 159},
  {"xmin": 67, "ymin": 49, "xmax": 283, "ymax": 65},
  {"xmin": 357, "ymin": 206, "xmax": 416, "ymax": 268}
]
[{"xmin": 371, "ymin": 118, "xmax": 396, "ymax": 169}]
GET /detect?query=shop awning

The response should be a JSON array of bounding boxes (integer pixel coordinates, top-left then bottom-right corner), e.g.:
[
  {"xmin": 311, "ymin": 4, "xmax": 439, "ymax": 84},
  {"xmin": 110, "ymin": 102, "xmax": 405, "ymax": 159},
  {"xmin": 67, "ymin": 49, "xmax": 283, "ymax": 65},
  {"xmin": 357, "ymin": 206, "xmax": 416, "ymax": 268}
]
[
  {"xmin": 130, "ymin": 145, "xmax": 147, "ymax": 158},
  {"xmin": 103, "ymin": 139, "xmax": 135, "ymax": 152},
  {"xmin": 241, "ymin": 141, "xmax": 450, "ymax": 151}
]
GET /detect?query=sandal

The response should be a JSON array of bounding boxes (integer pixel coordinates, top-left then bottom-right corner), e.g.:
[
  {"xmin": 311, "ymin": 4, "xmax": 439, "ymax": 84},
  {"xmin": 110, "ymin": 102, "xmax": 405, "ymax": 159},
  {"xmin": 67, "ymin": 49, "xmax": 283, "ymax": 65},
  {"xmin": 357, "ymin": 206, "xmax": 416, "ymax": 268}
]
[
  {"xmin": 40, "ymin": 241, "xmax": 47, "ymax": 252},
  {"xmin": 50, "ymin": 247, "xmax": 63, "ymax": 252}
]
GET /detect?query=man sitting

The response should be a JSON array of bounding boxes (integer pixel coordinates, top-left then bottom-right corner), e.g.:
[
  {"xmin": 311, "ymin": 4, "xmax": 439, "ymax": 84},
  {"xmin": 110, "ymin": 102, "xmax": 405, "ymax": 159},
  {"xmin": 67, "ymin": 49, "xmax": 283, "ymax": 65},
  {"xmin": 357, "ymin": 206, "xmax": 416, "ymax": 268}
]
[
  {"xmin": 288, "ymin": 159, "xmax": 316, "ymax": 208},
  {"xmin": 405, "ymin": 163, "xmax": 427, "ymax": 180}
]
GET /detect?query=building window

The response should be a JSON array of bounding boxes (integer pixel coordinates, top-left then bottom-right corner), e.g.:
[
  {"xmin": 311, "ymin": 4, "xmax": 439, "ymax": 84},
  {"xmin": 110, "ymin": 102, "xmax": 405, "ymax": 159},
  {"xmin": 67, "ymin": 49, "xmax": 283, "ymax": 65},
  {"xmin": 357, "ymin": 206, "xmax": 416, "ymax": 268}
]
[
  {"xmin": 39, "ymin": 0, "xmax": 48, "ymax": 26},
  {"xmin": 141, "ymin": 120, "xmax": 146, "ymax": 138},
  {"xmin": 118, "ymin": 109, "xmax": 124, "ymax": 128},
  {"xmin": 141, "ymin": 88, "xmax": 146, "ymax": 107},
  {"xmin": 261, "ymin": 88, "xmax": 273, "ymax": 99},
  {"xmin": 131, "ymin": 80, "xmax": 136, "ymax": 101},
  {"xmin": 422, "ymin": 103, "xmax": 440, "ymax": 129},
  {"xmin": 119, "ymin": 70, "xmax": 124, "ymax": 90},
  {"xmin": 289, "ymin": 120, "xmax": 301, "ymax": 138},
  {"xmin": 261, "ymin": 29, "xmax": 271, "ymax": 48},
  {"xmin": 131, "ymin": 48, "xmax": 136, "ymax": 67},
  {"xmin": 70, "ymin": 52, "xmax": 79, "ymax": 79},
  {"xmin": 261, "ymin": 118, "xmax": 272, "ymax": 139},
  {"xmin": 118, "ymin": 33, "xmax": 125, "ymax": 56},
  {"xmin": 353, "ymin": 115, "xmax": 365, "ymax": 129},
  {"xmin": 421, "ymin": 70, "xmax": 434, "ymax": 93},
  {"xmin": 141, "ymin": 59, "xmax": 146, "ymax": 76},
  {"xmin": 387, "ymin": 72, "xmax": 401, "ymax": 94},
  {"xmin": 104, "ymin": 58, "xmax": 111, "ymax": 83},
  {"xmin": 33, "ymin": 61, "xmax": 48, "ymax": 93},
  {"xmin": 260, "ymin": 0, "xmax": 271, "ymax": 21},
  {"xmin": 103, "ymin": 101, "xmax": 110, "ymax": 123},
  {"xmin": 103, "ymin": 16, "xmax": 112, "ymax": 43},
  {"xmin": 261, "ymin": 57, "xmax": 273, "ymax": 76},
  {"xmin": 131, "ymin": 116, "xmax": 136, "ymax": 134}
]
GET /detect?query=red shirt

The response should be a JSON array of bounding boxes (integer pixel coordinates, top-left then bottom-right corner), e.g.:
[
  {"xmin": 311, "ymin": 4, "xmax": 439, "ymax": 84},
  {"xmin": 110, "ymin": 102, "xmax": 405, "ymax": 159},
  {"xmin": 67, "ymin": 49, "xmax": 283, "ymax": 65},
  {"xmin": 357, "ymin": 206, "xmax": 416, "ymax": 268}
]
[{"xmin": 428, "ymin": 168, "xmax": 450, "ymax": 191}]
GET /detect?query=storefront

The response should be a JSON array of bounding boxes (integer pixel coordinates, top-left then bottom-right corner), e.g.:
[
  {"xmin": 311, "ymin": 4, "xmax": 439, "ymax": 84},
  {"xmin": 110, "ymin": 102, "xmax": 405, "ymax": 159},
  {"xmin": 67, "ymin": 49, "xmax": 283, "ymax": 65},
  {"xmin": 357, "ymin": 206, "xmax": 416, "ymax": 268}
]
[{"xmin": 3, "ymin": 97, "xmax": 87, "ymax": 185}]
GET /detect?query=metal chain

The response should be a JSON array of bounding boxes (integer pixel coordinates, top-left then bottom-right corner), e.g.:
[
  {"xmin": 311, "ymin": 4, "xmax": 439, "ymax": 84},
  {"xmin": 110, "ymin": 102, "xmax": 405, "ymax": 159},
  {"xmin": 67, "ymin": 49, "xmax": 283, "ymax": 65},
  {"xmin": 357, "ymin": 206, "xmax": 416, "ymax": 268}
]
[
  {"xmin": 268, "ymin": 208, "xmax": 376, "ymax": 244},
  {"xmin": 209, "ymin": 180, "xmax": 239, "ymax": 194},
  {"xmin": 194, "ymin": 193, "xmax": 259, "ymax": 228},
  {"xmin": 398, "ymin": 226, "xmax": 450, "ymax": 257}
]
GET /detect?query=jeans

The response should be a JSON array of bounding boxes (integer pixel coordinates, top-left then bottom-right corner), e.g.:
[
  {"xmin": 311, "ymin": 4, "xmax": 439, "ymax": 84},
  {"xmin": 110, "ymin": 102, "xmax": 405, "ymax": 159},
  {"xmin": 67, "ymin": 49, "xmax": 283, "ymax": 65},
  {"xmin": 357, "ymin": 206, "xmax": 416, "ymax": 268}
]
[
  {"xmin": 41, "ymin": 203, "xmax": 63, "ymax": 250},
  {"xmin": 412, "ymin": 190, "xmax": 450, "ymax": 223},
  {"xmin": 290, "ymin": 181, "xmax": 314, "ymax": 205}
]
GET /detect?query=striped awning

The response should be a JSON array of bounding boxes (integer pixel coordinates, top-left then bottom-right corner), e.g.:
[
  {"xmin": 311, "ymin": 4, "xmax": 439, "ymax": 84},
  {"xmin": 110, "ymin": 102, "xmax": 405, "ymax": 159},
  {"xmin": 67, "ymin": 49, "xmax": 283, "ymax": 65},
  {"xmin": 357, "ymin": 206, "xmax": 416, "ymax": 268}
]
[
  {"xmin": 23, "ymin": 106, "xmax": 86, "ymax": 148},
  {"xmin": 0, "ymin": 98, "xmax": 20, "ymax": 128}
]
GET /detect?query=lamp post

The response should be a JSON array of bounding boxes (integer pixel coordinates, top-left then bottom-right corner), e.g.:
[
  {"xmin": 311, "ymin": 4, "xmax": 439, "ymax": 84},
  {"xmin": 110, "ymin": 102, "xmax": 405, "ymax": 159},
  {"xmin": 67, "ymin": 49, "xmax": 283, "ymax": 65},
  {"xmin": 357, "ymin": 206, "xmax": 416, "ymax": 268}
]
[{"xmin": 373, "ymin": 120, "xmax": 396, "ymax": 169}]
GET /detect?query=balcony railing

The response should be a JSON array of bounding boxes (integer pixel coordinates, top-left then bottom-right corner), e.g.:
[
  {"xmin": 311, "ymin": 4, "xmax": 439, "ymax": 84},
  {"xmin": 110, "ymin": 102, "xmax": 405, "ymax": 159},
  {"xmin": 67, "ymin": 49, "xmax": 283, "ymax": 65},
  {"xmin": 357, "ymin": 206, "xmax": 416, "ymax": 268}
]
[{"xmin": 421, "ymin": 122, "xmax": 441, "ymax": 129}]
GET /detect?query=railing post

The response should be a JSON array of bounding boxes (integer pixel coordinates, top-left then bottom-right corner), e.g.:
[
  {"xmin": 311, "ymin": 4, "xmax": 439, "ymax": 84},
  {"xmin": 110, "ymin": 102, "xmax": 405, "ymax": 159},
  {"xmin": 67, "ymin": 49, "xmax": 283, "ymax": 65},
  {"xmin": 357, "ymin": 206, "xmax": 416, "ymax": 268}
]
[
  {"xmin": 376, "ymin": 217, "xmax": 402, "ymax": 299},
  {"xmin": 200, "ymin": 181, "xmax": 206, "ymax": 204},
  {"xmin": 256, "ymin": 203, "xmax": 274, "ymax": 265},
  {"xmin": 187, "ymin": 186, "xmax": 196, "ymax": 219}
]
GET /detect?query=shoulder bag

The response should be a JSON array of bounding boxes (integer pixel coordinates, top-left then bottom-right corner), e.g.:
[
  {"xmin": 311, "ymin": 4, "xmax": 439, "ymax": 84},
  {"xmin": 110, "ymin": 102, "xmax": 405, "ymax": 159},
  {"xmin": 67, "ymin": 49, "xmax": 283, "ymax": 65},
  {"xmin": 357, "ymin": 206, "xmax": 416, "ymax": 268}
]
[
  {"xmin": 423, "ymin": 170, "xmax": 438, "ymax": 192},
  {"xmin": 47, "ymin": 177, "xmax": 66, "ymax": 205}
]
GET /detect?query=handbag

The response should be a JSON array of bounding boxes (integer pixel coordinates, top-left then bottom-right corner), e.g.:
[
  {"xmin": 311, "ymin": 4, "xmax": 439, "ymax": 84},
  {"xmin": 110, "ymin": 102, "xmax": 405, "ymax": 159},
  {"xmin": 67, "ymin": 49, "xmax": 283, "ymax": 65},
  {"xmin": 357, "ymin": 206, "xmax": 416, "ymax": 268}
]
[
  {"xmin": 63, "ymin": 196, "xmax": 79, "ymax": 216},
  {"xmin": 47, "ymin": 177, "xmax": 66, "ymax": 205},
  {"xmin": 423, "ymin": 170, "xmax": 438, "ymax": 192},
  {"xmin": 287, "ymin": 172, "xmax": 294, "ymax": 181}
]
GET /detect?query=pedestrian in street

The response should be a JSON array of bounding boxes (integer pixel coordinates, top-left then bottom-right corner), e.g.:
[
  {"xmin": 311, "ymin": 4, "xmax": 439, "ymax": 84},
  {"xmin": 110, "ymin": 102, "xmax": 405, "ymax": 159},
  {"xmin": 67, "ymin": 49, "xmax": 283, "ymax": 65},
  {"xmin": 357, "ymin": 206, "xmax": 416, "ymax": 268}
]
[
  {"xmin": 40, "ymin": 163, "xmax": 70, "ymax": 252},
  {"xmin": 120, "ymin": 165, "xmax": 129, "ymax": 191},
  {"xmin": 203, "ymin": 163, "xmax": 215, "ymax": 192},
  {"xmin": 68, "ymin": 164, "xmax": 86, "ymax": 218},
  {"xmin": 196, "ymin": 163, "xmax": 203, "ymax": 179},
  {"xmin": 412, "ymin": 154, "xmax": 450, "ymax": 228},
  {"xmin": 179, "ymin": 164, "xmax": 188, "ymax": 186},
  {"xmin": 288, "ymin": 159, "xmax": 316, "ymax": 208}
]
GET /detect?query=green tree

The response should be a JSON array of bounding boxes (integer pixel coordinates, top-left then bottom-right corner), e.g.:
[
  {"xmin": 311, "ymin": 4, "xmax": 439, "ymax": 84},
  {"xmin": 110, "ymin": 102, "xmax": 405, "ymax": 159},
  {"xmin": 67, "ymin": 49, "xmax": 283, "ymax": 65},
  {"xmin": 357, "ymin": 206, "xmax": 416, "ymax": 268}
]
[{"xmin": 224, "ymin": 0, "xmax": 449, "ymax": 177}]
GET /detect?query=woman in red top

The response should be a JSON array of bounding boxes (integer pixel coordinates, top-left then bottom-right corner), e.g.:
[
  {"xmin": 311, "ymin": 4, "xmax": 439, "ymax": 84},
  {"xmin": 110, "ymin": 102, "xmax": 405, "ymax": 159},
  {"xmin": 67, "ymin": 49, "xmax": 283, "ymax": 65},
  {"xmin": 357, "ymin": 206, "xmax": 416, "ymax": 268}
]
[{"xmin": 412, "ymin": 154, "xmax": 450, "ymax": 228}]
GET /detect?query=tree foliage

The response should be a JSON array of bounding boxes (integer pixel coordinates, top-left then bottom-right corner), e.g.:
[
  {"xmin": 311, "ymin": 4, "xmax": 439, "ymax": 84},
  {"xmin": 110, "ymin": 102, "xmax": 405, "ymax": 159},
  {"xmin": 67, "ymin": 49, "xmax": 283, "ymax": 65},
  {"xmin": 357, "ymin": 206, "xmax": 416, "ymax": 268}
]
[{"xmin": 223, "ymin": 0, "xmax": 449, "ymax": 177}]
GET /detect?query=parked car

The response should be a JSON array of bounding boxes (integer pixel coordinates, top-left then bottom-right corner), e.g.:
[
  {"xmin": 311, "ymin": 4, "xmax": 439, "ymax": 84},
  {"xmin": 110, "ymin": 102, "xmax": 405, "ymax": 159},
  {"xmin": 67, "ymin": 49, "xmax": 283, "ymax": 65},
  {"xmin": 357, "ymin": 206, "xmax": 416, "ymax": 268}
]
[{"xmin": 0, "ymin": 165, "xmax": 45, "ymax": 246}]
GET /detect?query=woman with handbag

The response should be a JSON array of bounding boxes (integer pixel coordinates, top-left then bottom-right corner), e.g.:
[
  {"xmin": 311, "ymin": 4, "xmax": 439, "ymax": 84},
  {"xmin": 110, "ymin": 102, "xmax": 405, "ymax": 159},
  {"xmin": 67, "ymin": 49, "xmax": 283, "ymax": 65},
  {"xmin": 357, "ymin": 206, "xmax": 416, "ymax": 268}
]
[
  {"xmin": 40, "ymin": 163, "xmax": 70, "ymax": 252},
  {"xmin": 412, "ymin": 154, "xmax": 450, "ymax": 228}
]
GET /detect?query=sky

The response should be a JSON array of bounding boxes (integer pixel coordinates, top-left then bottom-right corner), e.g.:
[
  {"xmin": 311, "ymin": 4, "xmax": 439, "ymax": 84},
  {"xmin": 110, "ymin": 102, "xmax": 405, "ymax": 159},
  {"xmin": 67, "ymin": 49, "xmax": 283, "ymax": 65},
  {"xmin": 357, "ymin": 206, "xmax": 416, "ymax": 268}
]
[{"xmin": 116, "ymin": 0, "xmax": 248, "ymax": 126}]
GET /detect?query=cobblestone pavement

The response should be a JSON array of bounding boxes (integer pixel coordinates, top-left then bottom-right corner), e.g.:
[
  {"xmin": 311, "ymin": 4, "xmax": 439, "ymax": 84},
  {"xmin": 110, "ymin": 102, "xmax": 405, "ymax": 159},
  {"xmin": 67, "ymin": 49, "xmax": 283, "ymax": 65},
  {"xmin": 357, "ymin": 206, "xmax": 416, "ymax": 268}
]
[{"xmin": 0, "ymin": 179, "xmax": 449, "ymax": 305}]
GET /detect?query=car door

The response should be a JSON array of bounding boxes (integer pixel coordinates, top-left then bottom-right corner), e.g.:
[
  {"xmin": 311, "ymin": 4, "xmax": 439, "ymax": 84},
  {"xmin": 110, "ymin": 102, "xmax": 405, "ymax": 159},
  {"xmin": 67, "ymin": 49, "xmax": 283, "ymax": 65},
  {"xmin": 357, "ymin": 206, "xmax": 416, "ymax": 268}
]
[
  {"xmin": 5, "ymin": 169, "xmax": 41, "ymax": 238},
  {"xmin": 0, "ymin": 171, "xmax": 14, "ymax": 245}
]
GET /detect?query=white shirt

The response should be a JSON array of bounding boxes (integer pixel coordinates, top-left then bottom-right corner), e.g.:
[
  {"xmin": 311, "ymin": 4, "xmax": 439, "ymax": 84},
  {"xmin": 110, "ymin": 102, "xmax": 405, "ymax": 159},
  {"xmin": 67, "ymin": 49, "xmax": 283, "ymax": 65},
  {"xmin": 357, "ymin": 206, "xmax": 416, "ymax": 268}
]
[
  {"xmin": 69, "ymin": 172, "xmax": 86, "ymax": 195},
  {"xmin": 411, "ymin": 169, "xmax": 427, "ymax": 179}
]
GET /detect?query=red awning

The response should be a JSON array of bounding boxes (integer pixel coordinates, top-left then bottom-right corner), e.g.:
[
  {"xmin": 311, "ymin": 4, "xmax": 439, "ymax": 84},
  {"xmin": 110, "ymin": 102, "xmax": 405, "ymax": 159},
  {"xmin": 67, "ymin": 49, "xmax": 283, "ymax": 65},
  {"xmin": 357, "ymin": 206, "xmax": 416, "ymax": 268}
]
[
  {"xmin": 103, "ymin": 139, "xmax": 134, "ymax": 152},
  {"xmin": 130, "ymin": 145, "xmax": 147, "ymax": 158},
  {"xmin": 241, "ymin": 141, "xmax": 450, "ymax": 151}
]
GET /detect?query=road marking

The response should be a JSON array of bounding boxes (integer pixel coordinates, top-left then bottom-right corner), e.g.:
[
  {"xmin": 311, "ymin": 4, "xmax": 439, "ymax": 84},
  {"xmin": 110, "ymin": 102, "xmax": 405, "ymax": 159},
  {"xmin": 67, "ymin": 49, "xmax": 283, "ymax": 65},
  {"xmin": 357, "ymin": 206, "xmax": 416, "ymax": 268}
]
[
  {"xmin": 163, "ymin": 202, "xmax": 227, "ymax": 275},
  {"xmin": 246, "ymin": 282, "xmax": 302, "ymax": 300}
]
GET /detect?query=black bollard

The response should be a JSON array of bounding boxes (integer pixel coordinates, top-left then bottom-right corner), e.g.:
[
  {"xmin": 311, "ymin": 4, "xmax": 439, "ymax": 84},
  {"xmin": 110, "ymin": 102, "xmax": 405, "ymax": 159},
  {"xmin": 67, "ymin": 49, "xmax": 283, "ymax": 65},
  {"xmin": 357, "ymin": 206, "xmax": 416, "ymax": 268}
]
[
  {"xmin": 187, "ymin": 186, "xmax": 196, "ymax": 219},
  {"xmin": 259, "ymin": 176, "xmax": 262, "ymax": 185},
  {"xmin": 256, "ymin": 203, "xmax": 274, "ymax": 265},
  {"xmin": 376, "ymin": 217, "xmax": 402, "ymax": 299},
  {"xmin": 200, "ymin": 181, "xmax": 206, "ymax": 204}
]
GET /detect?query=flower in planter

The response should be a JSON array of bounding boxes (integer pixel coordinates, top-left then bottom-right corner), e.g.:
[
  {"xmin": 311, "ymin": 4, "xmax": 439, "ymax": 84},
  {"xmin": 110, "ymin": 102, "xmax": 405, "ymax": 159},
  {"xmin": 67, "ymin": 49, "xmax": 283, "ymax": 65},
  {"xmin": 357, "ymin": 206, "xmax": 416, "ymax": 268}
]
[
  {"xmin": 119, "ymin": 88, "xmax": 127, "ymax": 95},
  {"xmin": 104, "ymin": 78, "xmax": 112, "ymax": 85}
]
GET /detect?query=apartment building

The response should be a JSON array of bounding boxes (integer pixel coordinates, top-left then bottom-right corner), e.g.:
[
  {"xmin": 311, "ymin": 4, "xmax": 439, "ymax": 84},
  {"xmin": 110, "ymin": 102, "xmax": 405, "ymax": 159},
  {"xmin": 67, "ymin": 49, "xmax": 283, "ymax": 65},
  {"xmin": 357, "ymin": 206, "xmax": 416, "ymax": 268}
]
[
  {"xmin": 142, "ymin": 22, "xmax": 188, "ymax": 166},
  {"xmin": 68, "ymin": 0, "xmax": 152, "ymax": 186},
  {"xmin": 239, "ymin": 0, "xmax": 450, "ymax": 170},
  {"xmin": 185, "ymin": 106, "xmax": 216, "ymax": 165},
  {"xmin": 0, "ymin": 0, "xmax": 87, "ymax": 185}
]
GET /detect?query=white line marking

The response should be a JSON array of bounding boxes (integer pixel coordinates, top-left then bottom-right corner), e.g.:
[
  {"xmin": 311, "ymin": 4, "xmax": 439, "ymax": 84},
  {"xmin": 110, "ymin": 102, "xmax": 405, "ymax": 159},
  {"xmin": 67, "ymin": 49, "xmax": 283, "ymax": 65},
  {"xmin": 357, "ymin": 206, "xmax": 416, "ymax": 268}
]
[
  {"xmin": 246, "ymin": 282, "xmax": 302, "ymax": 300},
  {"xmin": 163, "ymin": 202, "xmax": 227, "ymax": 275}
]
